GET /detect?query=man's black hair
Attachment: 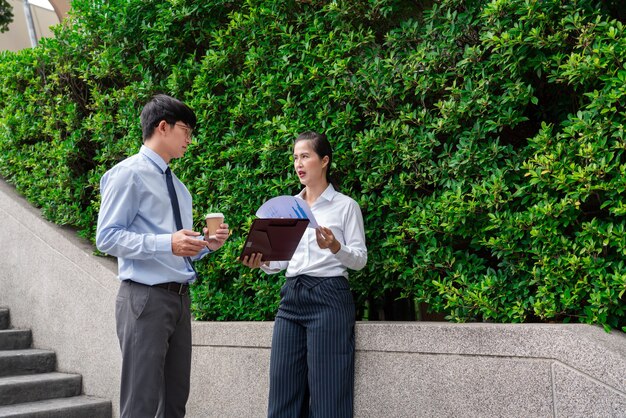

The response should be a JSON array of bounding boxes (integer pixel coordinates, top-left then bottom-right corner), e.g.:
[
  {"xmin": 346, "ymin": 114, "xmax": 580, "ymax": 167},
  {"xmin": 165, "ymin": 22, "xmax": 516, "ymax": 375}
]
[{"xmin": 140, "ymin": 94, "xmax": 197, "ymax": 141}]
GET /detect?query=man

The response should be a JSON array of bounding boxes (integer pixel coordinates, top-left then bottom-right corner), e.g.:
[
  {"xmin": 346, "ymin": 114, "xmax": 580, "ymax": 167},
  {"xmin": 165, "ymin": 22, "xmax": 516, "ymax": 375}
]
[{"xmin": 96, "ymin": 94, "xmax": 229, "ymax": 418}]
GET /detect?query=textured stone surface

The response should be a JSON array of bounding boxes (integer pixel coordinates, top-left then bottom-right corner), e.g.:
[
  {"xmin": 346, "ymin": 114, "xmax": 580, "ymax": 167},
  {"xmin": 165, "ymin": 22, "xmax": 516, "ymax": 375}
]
[
  {"xmin": 553, "ymin": 363, "xmax": 626, "ymax": 418},
  {"xmin": 188, "ymin": 346, "xmax": 270, "ymax": 418},
  {"xmin": 189, "ymin": 321, "xmax": 626, "ymax": 418},
  {"xmin": 0, "ymin": 372, "xmax": 82, "ymax": 406},
  {"xmin": 0, "ymin": 395, "xmax": 112, "ymax": 417},
  {"xmin": 0, "ymin": 349, "xmax": 56, "ymax": 377},
  {"xmin": 0, "ymin": 309, "xmax": 9, "ymax": 330},
  {"xmin": 0, "ymin": 179, "xmax": 120, "ymax": 415},
  {"xmin": 354, "ymin": 353, "xmax": 554, "ymax": 418},
  {"xmin": 355, "ymin": 322, "xmax": 626, "ymax": 394},
  {"xmin": 192, "ymin": 321, "xmax": 273, "ymax": 348},
  {"xmin": 0, "ymin": 329, "xmax": 32, "ymax": 350}
]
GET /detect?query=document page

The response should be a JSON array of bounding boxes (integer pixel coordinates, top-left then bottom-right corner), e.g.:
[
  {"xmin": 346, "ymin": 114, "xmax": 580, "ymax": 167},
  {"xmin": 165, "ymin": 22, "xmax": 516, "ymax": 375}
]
[{"xmin": 255, "ymin": 195, "xmax": 318, "ymax": 228}]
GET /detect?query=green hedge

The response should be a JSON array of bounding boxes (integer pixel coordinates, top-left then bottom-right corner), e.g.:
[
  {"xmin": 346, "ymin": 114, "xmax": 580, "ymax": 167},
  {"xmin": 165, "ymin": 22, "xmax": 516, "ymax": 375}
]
[
  {"xmin": 0, "ymin": 1, "xmax": 12, "ymax": 34},
  {"xmin": 0, "ymin": 0, "xmax": 624, "ymax": 330}
]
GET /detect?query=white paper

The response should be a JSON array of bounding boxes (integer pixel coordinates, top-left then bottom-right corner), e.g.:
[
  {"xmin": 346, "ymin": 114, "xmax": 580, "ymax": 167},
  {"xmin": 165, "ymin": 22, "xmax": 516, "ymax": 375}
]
[{"xmin": 255, "ymin": 196, "xmax": 318, "ymax": 228}]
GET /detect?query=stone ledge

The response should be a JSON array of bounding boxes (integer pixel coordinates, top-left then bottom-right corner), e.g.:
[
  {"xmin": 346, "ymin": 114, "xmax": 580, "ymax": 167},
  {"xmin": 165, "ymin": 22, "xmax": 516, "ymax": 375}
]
[
  {"xmin": 355, "ymin": 322, "xmax": 626, "ymax": 394},
  {"xmin": 192, "ymin": 321, "xmax": 626, "ymax": 396}
]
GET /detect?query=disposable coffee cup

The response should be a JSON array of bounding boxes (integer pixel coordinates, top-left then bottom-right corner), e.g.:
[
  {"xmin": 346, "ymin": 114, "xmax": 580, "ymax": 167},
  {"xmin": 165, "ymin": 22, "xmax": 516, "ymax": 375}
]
[{"xmin": 205, "ymin": 212, "xmax": 224, "ymax": 239}]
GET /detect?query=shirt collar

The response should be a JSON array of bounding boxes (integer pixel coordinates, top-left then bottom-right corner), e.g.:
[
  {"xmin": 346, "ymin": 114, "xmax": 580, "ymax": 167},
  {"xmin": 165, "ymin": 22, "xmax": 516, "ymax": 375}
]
[
  {"xmin": 297, "ymin": 183, "xmax": 337, "ymax": 203},
  {"xmin": 140, "ymin": 145, "xmax": 168, "ymax": 173}
]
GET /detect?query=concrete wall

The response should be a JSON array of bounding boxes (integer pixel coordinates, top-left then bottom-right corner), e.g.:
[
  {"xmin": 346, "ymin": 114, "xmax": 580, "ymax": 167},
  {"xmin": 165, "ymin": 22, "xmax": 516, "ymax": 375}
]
[
  {"xmin": 48, "ymin": 0, "xmax": 71, "ymax": 21},
  {"xmin": 1, "ymin": 177, "xmax": 625, "ymax": 418},
  {"xmin": 0, "ymin": 0, "xmax": 59, "ymax": 51}
]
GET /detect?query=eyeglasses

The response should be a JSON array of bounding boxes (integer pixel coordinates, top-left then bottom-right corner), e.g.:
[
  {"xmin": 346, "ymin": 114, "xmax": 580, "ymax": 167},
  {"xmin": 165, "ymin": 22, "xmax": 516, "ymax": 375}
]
[{"xmin": 175, "ymin": 123, "xmax": 193, "ymax": 139}]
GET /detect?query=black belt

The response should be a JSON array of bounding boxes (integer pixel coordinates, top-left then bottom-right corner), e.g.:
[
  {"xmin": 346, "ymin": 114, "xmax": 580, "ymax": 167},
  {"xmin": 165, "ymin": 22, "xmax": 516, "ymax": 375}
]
[
  {"xmin": 154, "ymin": 281, "xmax": 189, "ymax": 295},
  {"xmin": 123, "ymin": 280, "xmax": 190, "ymax": 295}
]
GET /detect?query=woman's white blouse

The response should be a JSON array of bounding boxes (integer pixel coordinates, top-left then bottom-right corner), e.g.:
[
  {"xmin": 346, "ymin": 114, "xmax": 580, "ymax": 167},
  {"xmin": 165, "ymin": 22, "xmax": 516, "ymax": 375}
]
[{"xmin": 261, "ymin": 184, "xmax": 367, "ymax": 278}]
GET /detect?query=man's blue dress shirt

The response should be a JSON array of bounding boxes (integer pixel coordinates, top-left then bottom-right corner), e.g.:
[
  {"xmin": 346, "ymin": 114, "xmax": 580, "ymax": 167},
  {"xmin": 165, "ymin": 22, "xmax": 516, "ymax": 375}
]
[{"xmin": 96, "ymin": 145, "xmax": 209, "ymax": 285}]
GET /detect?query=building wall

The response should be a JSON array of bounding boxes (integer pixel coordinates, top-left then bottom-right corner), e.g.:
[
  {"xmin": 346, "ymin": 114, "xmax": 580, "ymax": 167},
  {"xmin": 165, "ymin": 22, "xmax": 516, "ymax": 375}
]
[
  {"xmin": 0, "ymin": 177, "xmax": 625, "ymax": 418},
  {"xmin": 48, "ymin": 0, "xmax": 70, "ymax": 21},
  {"xmin": 0, "ymin": 0, "xmax": 59, "ymax": 51}
]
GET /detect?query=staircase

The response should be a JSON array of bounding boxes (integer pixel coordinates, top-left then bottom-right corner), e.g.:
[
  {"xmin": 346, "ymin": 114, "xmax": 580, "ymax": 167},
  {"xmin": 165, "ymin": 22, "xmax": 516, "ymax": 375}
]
[{"xmin": 0, "ymin": 308, "xmax": 112, "ymax": 418}]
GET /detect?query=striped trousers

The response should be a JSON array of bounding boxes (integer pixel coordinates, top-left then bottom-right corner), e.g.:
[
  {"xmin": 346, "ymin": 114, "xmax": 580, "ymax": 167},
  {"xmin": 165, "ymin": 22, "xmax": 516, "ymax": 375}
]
[{"xmin": 268, "ymin": 275, "xmax": 356, "ymax": 418}]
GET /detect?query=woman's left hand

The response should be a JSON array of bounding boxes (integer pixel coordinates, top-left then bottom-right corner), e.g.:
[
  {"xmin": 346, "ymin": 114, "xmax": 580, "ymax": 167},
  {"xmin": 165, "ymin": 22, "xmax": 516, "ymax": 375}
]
[{"xmin": 315, "ymin": 226, "xmax": 341, "ymax": 254}]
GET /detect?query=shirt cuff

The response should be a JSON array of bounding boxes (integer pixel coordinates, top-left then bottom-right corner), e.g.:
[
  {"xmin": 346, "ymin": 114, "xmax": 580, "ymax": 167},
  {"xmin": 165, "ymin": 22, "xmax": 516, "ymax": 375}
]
[
  {"xmin": 261, "ymin": 261, "xmax": 282, "ymax": 274},
  {"xmin": 156, "ymin": 234, "xmax": 172, "ymax": 254},
  {"xmin": 193, "ymin": 246, "xmax": 211, "ymax": 261},
  {"xmin": 200, "ymin": 236, "xmax": 213, "ymax": 255},
  {"xmin": 334, "ymin": 244, "xmax": 350, "ymax": 263}
]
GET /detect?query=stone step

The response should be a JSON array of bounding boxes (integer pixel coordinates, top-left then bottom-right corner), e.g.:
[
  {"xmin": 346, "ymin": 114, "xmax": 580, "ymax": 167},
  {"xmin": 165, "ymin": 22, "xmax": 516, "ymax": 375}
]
[
  {"xmin": 0, "ymin": 330, "xmax": 31, "ymax": 350},
  {"xmin": 0, "ymin": 395, "xmax": 112, "ymax": 418},
  {"xmin": 0, "ymin": 349, "xmax": 56, "ymax": 378},
  {"xmin": 0, "ymin": 309, "xmax": 8, "ymax": 330},
  {"xmin": 0, "ymin": 372, "xmax": 82, "ymax": 406}
]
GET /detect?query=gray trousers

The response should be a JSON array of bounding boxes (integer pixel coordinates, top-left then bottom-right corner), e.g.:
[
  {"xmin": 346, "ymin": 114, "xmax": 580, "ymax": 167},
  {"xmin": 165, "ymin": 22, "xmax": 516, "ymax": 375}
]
[
  {"xmin": 116, "ymin": 280, "xmax": 192, "ymax": 418},
  {"xmin": 268, "ymin": 275, "xmax": 356, "ymax": 418}
]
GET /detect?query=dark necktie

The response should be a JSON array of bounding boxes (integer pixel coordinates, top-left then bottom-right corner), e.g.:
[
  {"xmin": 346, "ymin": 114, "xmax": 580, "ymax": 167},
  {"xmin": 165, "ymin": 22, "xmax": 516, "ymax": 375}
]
[
  {"xmin": 165, "ymin": 167, "xmax": 183, "ymax": 230},
  {"xmin": 165, "ymin": 167, "xmax": 196, "ymax": 276}
]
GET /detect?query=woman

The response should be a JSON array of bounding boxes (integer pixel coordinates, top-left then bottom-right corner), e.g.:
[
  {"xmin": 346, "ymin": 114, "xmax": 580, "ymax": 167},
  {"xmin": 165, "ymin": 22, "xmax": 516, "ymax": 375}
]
[{"xmin": 242, "ymin": 131, "xmax": 367, "ymax": 418}]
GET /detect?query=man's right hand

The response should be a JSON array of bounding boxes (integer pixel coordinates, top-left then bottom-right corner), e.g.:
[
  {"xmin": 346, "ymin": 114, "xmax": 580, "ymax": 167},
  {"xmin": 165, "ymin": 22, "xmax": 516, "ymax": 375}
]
[{"xmin": 172, "ymin": 229, "xmax": 206, "ymax": 256}]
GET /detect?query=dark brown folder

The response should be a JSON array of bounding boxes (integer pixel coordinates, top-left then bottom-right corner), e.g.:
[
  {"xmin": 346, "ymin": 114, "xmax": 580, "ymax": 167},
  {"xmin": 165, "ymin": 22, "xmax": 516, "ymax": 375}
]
[{"xmin": 239, "ymin": 218, "xmax": 310, "ymax": 261}]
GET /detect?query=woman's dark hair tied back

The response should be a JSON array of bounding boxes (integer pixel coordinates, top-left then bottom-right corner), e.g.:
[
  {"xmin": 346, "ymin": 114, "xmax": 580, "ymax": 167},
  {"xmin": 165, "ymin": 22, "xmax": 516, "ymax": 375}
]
[{"xmin": 295, "ymin": 131, "xmax": 338, "ymax": 189}]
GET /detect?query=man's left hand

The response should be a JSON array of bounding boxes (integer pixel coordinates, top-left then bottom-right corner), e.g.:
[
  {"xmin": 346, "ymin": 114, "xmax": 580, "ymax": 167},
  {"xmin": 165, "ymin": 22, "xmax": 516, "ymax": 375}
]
[{"xmin": 204, "ymin": 223, "xmax": 230, "ymax": 251}]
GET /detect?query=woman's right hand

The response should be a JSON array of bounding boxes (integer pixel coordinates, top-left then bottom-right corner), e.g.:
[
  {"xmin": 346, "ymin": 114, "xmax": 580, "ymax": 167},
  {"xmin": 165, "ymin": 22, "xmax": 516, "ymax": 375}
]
[{"xmin": 240, "ymin": 252, "xmax": 266, "ymax": 269}]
